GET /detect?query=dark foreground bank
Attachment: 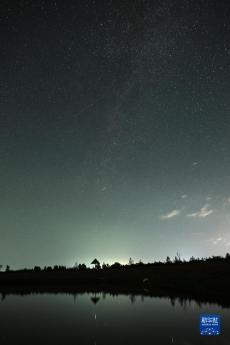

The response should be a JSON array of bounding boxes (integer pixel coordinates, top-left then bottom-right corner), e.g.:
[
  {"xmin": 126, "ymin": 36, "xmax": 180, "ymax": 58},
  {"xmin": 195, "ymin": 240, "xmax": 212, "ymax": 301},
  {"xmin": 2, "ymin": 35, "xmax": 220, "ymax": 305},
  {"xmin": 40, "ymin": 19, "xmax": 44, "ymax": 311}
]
[{"xmin": 0, "ymin": 259, "xmax": 230, "ymax": 307}]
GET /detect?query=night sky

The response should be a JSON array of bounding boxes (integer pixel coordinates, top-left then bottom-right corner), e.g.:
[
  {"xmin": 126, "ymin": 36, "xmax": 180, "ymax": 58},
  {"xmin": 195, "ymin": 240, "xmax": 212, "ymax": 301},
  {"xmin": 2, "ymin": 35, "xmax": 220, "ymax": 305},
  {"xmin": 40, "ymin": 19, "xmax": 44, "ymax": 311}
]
[{"xmin": 1, "ymin": 0, "xmax": 230, "ymax": 268}]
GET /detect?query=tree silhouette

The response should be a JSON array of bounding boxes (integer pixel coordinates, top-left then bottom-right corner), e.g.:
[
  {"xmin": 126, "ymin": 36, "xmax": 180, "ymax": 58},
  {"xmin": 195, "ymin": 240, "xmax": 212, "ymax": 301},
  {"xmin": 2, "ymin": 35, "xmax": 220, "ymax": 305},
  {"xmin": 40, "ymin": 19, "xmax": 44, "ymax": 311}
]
[
  {"xmin": 166, "ymin": 256, "xmax": 171, "ymax": 263},
  {"xmin": 174, "ymin": 252, "xmax": 181, "ymax": 263},
  {"xmin": 110, "ymin": 262, "xmax": 121, "ymax": 268},
  {"xmin": 137, "ymin": 259, "xmax": 144, "ymax": 266},
  {"xmin": 128, "ymin": 257, "xmax": 134, "ymax": 265},
  {"xmin": 34, "ymin": 266, "xmax": 41, "ymax": 272},
  {"xmin": 78, "ymin": 263, "xmax": 87, "ymax": 270}
]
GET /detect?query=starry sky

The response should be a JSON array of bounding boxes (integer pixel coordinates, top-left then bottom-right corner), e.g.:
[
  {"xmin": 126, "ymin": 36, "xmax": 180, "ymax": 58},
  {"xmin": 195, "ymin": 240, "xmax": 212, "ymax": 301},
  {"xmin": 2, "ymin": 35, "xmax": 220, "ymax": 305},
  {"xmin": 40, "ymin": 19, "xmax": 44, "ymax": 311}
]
[{"xmin": 1, "ymin": 0, "xmax": 230, "ymax": 268}]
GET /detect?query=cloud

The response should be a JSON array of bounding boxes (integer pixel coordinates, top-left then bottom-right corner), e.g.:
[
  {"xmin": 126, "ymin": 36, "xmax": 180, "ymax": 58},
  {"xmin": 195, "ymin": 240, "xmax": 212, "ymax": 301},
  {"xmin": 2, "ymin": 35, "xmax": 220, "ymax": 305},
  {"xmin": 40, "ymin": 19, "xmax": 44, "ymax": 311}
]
[
  {"xmin": 186, "ymin": 204, "xmax": 214, "ymax": 218},
  {"xmin": 181, "ymin": 194, "xmax": 188, "ymax": 199},
  {"xmin": 213, "ymin": 237, "xmax": 222, "ymax": 245},
  {"xmin": 160, "ymin": 209, "xmax": 181, "ymax": 220},
  {"xmin": 205, "ymin": 234, "xmax": 230, "ymax": 247}
]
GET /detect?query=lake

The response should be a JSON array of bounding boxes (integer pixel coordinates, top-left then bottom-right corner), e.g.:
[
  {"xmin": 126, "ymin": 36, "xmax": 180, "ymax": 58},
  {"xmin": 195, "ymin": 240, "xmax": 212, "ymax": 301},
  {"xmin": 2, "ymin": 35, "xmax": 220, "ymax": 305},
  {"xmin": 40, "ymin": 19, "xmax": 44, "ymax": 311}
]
[{"xmin": 0, "ymin": 293, "xmax": 229, "ymax": 344}]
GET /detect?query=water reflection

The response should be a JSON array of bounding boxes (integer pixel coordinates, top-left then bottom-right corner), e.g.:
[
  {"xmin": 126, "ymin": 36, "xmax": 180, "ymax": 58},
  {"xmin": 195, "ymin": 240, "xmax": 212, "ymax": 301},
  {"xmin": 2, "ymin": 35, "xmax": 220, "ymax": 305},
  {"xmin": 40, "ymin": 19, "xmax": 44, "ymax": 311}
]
[
  {"xmin": 1, "ymin": 291, "xmax": 230, "ymax": 309},
  {"xmin": 0, "ymin": 292, "xmax": 229, "ymax": 344},
  {"xmin": 91, "ymin": 293, "xmax": 100, "ymax": 304}
]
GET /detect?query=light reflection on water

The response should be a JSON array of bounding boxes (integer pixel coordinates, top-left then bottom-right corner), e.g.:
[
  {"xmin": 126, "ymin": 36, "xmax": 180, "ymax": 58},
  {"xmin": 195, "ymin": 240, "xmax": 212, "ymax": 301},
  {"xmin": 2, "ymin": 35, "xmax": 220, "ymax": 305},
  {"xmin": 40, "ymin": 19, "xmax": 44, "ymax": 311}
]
[{"xmin": 0, "ymin": 293, "xmax": 229, "ymax": 344}]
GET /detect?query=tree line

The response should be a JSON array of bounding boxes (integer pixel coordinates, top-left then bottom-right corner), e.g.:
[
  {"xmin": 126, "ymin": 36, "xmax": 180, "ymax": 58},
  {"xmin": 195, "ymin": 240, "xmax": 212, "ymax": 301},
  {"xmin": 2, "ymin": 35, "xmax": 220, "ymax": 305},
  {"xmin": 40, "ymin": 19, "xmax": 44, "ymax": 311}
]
[{"xmin": 1, "ymin": 253, "xmax": 230, "ymax": 272}]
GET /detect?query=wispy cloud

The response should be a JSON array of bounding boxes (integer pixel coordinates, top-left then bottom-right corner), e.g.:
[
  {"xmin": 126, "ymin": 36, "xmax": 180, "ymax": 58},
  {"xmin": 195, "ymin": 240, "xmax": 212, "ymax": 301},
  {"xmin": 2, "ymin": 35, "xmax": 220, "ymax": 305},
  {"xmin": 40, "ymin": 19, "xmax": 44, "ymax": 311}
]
[
  {"xmin": 213, "ymin": 237, "xmax": 222, "ymax": 245},
  {"xmin": 186, "ymin": 204, "xmax": 214, "ymax": 218},
  {"xmin": 205, "ymin": 233, "xmax": 230, "ymax": 247},
  {"xmin": 160, "ymin": 209, "xmax": 181, "ymax": 220},
  {"xmin": 181, "ymin": 194, "xmax": 188, "ymax": 199}
]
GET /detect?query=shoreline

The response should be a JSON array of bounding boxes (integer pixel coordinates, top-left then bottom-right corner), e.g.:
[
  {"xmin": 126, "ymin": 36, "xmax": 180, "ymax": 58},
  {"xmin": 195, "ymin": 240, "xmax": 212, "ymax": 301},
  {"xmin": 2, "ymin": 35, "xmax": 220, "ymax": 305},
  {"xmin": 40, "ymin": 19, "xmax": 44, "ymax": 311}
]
[{"xmin": 0, "ymin": 260, "xmax": 230, "ymax": 307}]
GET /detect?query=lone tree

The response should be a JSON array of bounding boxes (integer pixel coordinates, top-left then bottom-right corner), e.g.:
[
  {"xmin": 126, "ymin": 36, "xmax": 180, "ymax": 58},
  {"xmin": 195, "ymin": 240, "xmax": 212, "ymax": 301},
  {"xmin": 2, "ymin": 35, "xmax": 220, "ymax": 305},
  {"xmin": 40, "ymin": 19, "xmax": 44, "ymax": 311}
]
[
  {"xmin": 91, "ymin": 258, "xmax": 101, "ymax": 269},
  {"xmin": 174, "ymin": 251, "xmax": 181, "ymax": 263},
  {"xmin": 128, "ymin": 257, "xmax": 134, "ymax": 265},
  {"xmin": 166, "ymin": 256, "xmax": 171, "ymax": 264}
]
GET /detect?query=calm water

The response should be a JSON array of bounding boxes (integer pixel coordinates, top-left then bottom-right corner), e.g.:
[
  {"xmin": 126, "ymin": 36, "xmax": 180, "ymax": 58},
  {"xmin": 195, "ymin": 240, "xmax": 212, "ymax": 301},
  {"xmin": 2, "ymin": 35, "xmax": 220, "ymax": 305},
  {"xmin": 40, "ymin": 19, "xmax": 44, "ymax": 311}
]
[{"xmin": 0, "ymin": 293, "xmax": 229, "ymax": 345}]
